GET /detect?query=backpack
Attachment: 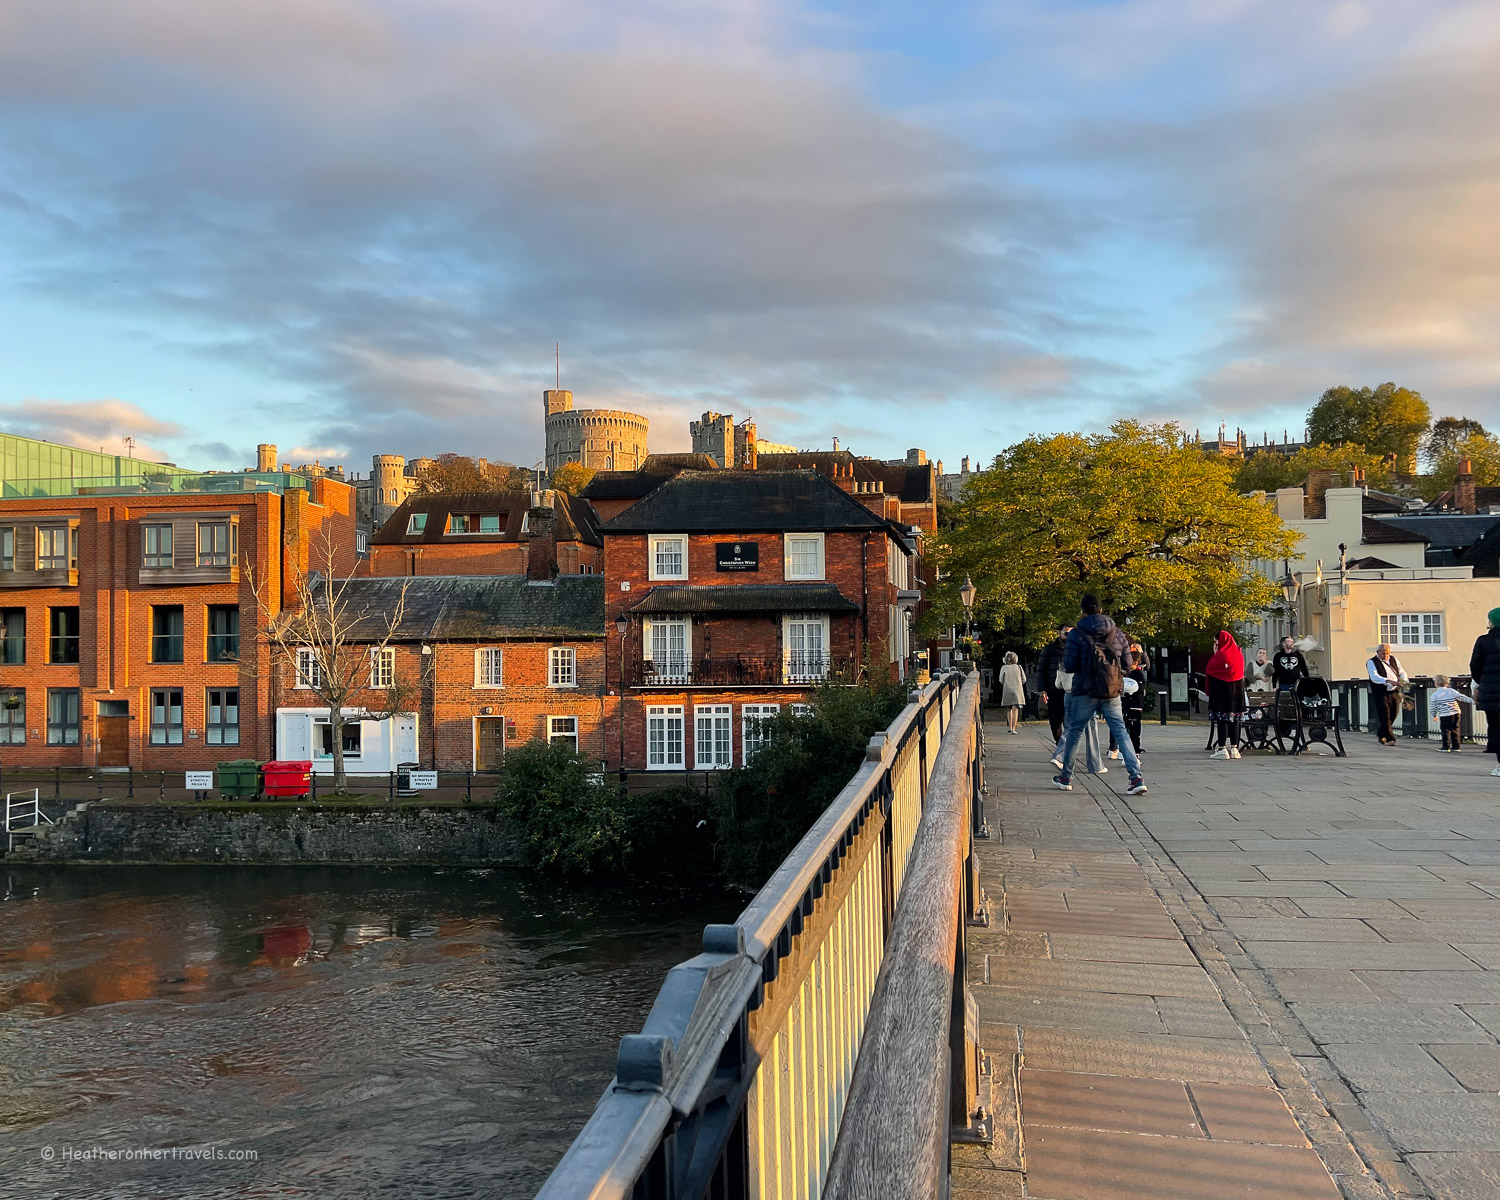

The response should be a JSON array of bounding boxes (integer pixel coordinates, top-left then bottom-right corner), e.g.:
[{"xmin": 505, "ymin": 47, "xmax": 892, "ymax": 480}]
[{"xmin": 1083, "ymin": 630, "xmax": 1124, "ymax": 699}]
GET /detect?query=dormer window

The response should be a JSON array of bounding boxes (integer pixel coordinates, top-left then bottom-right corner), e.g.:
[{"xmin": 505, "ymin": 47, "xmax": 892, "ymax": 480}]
[
  {"xmin": 447, "ymin": 513, "xmax": 503, "ymax": 534},
  {"xmin": 407, "ymin": 513, "xmax": 428, "ymax": 535}
]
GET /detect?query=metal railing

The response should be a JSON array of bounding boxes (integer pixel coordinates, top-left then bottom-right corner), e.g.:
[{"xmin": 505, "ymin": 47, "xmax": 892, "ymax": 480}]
[
  {"xmin": 536, "ymin": 668, "xmax": 984, "ymax": 1200},
  {"xmin": 630, "ymin": 655, "xmax": 850, "ymax": 688},
  {"xmin": 5, "ymin": 788, "xmax": 52, "ymax": 851}
]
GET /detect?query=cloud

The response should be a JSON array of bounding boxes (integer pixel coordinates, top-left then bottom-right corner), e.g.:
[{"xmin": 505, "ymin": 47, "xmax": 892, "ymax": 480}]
[{"xmin": 0, "ymin": 397, "xmax": 186, "ymax": 462}]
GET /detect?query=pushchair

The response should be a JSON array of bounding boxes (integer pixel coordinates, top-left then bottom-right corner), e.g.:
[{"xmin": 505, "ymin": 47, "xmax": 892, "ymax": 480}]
[
  {"xmin": 1276, "ymin": 677, "xmax": 1346, "ymax": 756},
  {"xmin": 1241, "ymin": 688, "xmax": 1279, "ymax": 752}
]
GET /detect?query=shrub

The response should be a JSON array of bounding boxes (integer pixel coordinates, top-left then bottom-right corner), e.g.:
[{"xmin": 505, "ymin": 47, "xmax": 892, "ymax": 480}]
[
  {"xmin": 711, "ymin": 673, "xmax": 909, "ymax": 889},
  {"xmin": 493, "ymin": 740, "xmax": 627, "ymax": 875}
]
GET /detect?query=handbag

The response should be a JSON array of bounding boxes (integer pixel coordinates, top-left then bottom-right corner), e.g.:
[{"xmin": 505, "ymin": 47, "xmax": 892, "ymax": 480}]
[{"xmin": 1055, "ymin": 668, "xmax": 1073, "ymax": 693}]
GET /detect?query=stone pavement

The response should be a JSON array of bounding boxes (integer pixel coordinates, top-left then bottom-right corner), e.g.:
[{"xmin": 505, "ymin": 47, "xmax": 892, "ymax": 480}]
[{"xmin": 956, "ymin": 714, "xmax": 1500, "ymax": 1200}]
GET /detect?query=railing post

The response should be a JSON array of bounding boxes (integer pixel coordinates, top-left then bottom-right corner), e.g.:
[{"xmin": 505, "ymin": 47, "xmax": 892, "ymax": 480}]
[
  {"xmin": 160, "ymin": 771, "xmax": 166, "ymax": 802},
  {"xmin": 55, "ymin": 766, "xmax": 60, "ymax": 797},
  {"xmin": 127, "ymin": 766, "xmax": 134, "ymax": 798},
  {"xmin": 465, "ymin": 769, "xmax": 472, "ymax": 804},
  {"xmin": 1158, "ymin": 687, "xmax": 1168, "ymax": 725}
]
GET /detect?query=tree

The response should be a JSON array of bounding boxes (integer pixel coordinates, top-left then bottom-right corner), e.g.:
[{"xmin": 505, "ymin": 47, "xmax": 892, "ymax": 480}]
[
  {"xmin": 1306, "ymin": 383, "xmax": 1430, "ymax": 468},
  {"xmin": 415, "ymin": 454, "xmax": 531, "ymax": 494},
  {"xmin": 926, "ymin": 422, "xmax": 1300, "ymax": 645},
  {"xmin": 249, "ymin": 536, "xmax": 416, "ymax": 793},
  {"xmin": 1424, "ymin": 416, "xmax": 1489, "ymax": 467},
  {"xmin": 1419, "ymin": 432, "xmax": 1500, "ymax": 501},
  {"xmin": 549, "ymin": 461, "xmax": 596, "ymax": 493},
  {"xmin": 1233, "ymin": 443, "xmax": 1394, "ymax": 495}
]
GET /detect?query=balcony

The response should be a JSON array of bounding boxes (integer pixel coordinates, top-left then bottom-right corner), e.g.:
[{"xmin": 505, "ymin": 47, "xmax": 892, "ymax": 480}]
[{"xmin": 628, "ymin": 654, "xmax": 846, "ymax": 688}]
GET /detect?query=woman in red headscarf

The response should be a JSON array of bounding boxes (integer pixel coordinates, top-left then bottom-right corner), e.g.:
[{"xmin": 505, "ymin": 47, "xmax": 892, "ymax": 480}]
[{"xmin": 1206, "ymin": 630, "xmax": 1246, "ymax": 760}]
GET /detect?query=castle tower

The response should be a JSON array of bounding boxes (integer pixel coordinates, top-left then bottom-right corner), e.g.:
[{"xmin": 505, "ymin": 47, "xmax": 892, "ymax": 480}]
[
  {"xmin": 691, "ymin": 412, "xmax": 735, "ymax": 467},
  {"xmin": 256, "ymin": 443, "xmax": 277, "ymax": 472},
  {"xmin": 544, "ymin": 388, "xmax": 649, "ymax": 473},
  {"xmin": 372, "ymin": 454, "xmax": 408, "ymax": 527}
]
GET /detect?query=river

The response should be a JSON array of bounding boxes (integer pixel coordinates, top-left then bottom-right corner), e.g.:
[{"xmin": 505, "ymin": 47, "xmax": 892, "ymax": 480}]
[{"xmin": 0, "ymin": 864, "xmax": 732, "ymax": 1199}]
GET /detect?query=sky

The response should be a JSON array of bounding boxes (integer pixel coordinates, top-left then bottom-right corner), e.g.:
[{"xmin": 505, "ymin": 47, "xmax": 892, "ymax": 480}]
[{"xmin": 1, "ymin": 0, "xmax": 1497, "ymax": 474}]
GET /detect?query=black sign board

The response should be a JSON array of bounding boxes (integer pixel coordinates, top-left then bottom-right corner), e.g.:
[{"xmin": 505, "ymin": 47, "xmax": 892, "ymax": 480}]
[{"xmin": 716, "ymin": 542, "xmax": 759, "ymax": 572}]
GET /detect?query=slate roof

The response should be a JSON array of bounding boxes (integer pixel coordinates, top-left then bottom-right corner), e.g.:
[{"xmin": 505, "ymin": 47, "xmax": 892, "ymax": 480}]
[
  {"xmin": 1379, "ymin": 514, "xmax": 1500, "ymax": 553},
  {"xmin": 1425, "ymin": 485, "xmax": 1500, "ymax": 513},
  {"xmin": 757, "ymin": 450, "xmax": 933, "ymax": 503},
  {"xmin": 629, "ymin": 584, "xmax": 859, "ymax": 615},
  {"xmin": 1361, "ymin": 515, "xmax": 1428, "ymax": 546},
  {"xmin": 372, "ymin": 491, "xmax": 601, "ymax": 546},
  {"xmin": 580, "ymin": 454, "xmax": 722, "ymax": 502},
  {"xmin": 1360, "ymin": 490, "xmax": 1416, "ymax": 515},
  {"xmin": 1346, "ymin": 556, "xmax": 1403, "ymax": 570},
  {"xmin": 601, "ymin": 470, "xmax": 892, "ymax": 534},
  {"xmin": 309, "ymin": 575, "xmax": 604, "ymax": 641}
]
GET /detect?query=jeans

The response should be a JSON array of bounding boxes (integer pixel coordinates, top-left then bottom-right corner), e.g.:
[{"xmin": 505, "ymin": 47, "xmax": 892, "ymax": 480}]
[
  {"xmin": 1440, "ymin": 713, "xmax": 1460, "ymax": 750},
  {"xmin": 1057, "ymin": 693, "xmax": 1103, "ymax": 773},
  {"xmin": 1060, "ymin": 694, "xmax": 1141, "ymax": 782},
  {"xmin": 1045, "ymin": 688, "xmax": 1065, "ymax": 742}
]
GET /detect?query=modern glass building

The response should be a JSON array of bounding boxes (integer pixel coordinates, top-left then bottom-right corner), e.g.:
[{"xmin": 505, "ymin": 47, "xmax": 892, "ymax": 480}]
[{"xmin": 0, "ymin": 432, "xmax": 198, "ymax": 497}]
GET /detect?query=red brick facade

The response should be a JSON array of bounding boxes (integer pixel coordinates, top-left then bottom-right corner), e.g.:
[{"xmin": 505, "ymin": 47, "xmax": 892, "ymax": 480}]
[{"xmin": 0, "ymin": 478, "xmax": 357, "ymax": 770}]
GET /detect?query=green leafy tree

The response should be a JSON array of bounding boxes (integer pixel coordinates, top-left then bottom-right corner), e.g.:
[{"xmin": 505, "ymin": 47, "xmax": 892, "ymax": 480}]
[
  {"xmin": 416, "ymin": 454, "xmax": 530, "ymax": 494},
  {"xmin": 1233, "ymin": 443, "xmax": 1393, "ymax": 495},
  {"xmin": 549, "ymin": 461, "xmax": 597, "ymax": 493},
  {"xmin": 1418, "ymin": 432, "xmax": 1500, "ymax": 501},
  {"xmin": 1306, "ymin": 383, "xmax": 1430, "ymax": 467},
  {"xmin": 926, "ymin": 422, "xmax": 1299, "ymax": 646},
  {"xmin": 1424, "ymin": 416, "xmax": 1489, "ymax": 467}
]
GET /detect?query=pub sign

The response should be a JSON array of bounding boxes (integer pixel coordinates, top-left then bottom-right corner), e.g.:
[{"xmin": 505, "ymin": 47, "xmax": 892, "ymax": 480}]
[{"xmin": 716, "ymin": 541, "xmax": 759, "ymax": 572}]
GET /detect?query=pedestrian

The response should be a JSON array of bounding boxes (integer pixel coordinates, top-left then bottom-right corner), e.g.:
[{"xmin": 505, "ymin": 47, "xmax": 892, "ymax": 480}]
[
  {"xmin": 1428, "ymin": 674, "xmax": 1474, "ymax": 753},
  {"xmin": 1271, "ymin": 636, "xmax": 1309, "ymax": 689},
  {"xmin": 1469, "ymin": 609, "xmax": 1500, "ymax": 775},
  {"xmin": 1367, "ymin": 642, "xmax": 1407, "ymax": 746},
  {"xmin": 1036, "ymin": 624, "xmax": 1071, "ymax": 744},
  {"xmin": 1110, "ymin": 643, "xmax": 1147, "ymax": 759},
  {"xmin": 1052, "ymin": 595, "xmax": 1146, "ymax": 795},
  {"xmin": 1206, "ymin": 630, "xmax": 1247, "ymax": 760},
  {"xmin": 1051, "ymin": 668, "xmax": 1109, "ymax": 776},
  {"xmin": 997, "ymin": 651, "xmax": 1027, "ymax": 734},
  {"xmin": 1246, "ymin": 648, "xmax": 1274, "ymax": 696}
]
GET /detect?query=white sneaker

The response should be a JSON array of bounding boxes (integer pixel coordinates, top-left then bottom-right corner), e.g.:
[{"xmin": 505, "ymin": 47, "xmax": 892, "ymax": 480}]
[
  {"xmin": 1095, "ymin": 765, "xmax": 1109, "ymax": 774},
  {"xmin": 1051, "ymin": 756, "xmax": 1065, "ymax": 770},
  {"xmin": 1490, "ymin": 767, "xmax": 1500, "ymax": 778},
  {"xmin": 1210, "ymin": 747, "xmax": 1231, "ymax": 760},
  {"xmin": 1229, "ymin": 747, "xmax": 1241, "ymax": 759}
]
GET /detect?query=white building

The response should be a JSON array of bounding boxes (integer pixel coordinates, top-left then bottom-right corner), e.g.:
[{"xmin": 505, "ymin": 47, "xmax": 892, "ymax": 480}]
[{"xmin": 275, "ymin": 708, "xmax": 420, "ymax": 775}]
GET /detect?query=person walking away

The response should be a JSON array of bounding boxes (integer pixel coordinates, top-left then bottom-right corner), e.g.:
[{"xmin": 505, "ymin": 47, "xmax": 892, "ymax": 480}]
[
  {"xmin": 1037, "ymin": 625, "xmax": 1071, "ymax": 744},
  {"xmin": 998, "ymin": 651, "xmax": 1027, "ymax": 734},
  {"xmin": 1206, "ymin": 631, "xmax": 1247, "ymax": 759},
  {"xmin": 1053, "ymin": 595, "xmax": 1146, "ymax": 795},
  {"xmin": 1469, "ymin": 610, "xmax": 1500, "ymax": 775},
  {"xmin": 1368, "ymin": 642, "xmax": 1406, "ymax": 746},
  {"xmin": 1429, "ymin": 674, "xmax": 1474, "ymax": 752}
]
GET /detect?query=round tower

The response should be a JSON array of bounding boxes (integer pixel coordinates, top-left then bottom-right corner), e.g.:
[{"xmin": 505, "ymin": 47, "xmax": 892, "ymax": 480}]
[
  {"xmin": 371, "ymin": 454, "xmax": 408, "ymax": 522},
  {"xmin": 544, "ymin": 389, "xmax": 649, "ymax": 473},
  {"xmin": 256, "ymin": 443, "xmax": 277, "ymax": 472}
]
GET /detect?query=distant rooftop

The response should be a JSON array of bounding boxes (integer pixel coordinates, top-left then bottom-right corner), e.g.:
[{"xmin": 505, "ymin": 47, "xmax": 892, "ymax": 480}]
[
  {"xmin": 1, "ymin": 429, "xmax": 198, "ymax": 496},
  {"xmin": 2, "ymin": 471, "xmax": 317, "ymax": 500}
]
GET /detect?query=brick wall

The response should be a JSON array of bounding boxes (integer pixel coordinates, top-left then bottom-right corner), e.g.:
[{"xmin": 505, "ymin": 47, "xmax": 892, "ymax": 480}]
[{"xmin": 363, "ymin": 539, "xmax": 601, "ymax": 578}]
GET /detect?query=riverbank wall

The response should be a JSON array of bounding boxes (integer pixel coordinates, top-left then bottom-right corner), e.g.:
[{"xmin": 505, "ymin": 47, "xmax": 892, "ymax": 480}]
[{"xmin": 4, "ymin": 803, "xmax": 523, "ymax": 865}]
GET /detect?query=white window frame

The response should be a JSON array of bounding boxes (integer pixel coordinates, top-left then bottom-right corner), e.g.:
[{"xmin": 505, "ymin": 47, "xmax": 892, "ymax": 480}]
[
  {"xmin": 646, "ymin": 705, "xmax": 685, "ymax": 770},
  {"xmin": 36, "ymin": 526, "xmax": 71, "ymax": 571},
  {"xmin": 0, "ymin": 527, "xmax": 12, "ymax": 571},
  {"xmin": 474, "ymin": 647, "xmax": 504, "ymax": 688},
  {"xmin": 694, "ymin": 704, "xmax": 733, "ymax": 771},
  {"xmin": 355, "ymin": 529, "xmax": 368, "ymax": 554},
  {"xmin": 648, "ymin": 534, "xmax": 688, "ymax": 581},
  {"xmin": 369, "ymin": 647, "xmax": 395, "ymax": 689},
  {"xmin": 295, "ymin": 647, "xmax": 323, "ymax": 690},
  {"xmin": 783, "ymin": 614, "xmax": 831, "ymax": 683},
  {"xmin": 643, "ymin": 618, "xmax": 691, "ymax": 684},
  {"xmin": 314, "ymin": 716, "xmax": 363, "ymax": 760},
  {"xmin": 407, "ymin": 513, "xmax": 427, "ymax": 535},
  {"xmin": 142, "ymin": 523, "xmax": 174, "ymax": 569},
  {"xmin": 1378, "ymin": 612, "xmax": 1445, "ymax": 649},
  {"xmin": 742, "ymin": 703, "xmax": 780, "ymax": 765},
  {"xmin": 549, "ymin": 647, "xmax": 577, "ymax": 688},
  {"xmin": 548, "ymin": 715, "xmax": 579, "ymax": 751},
  {"xmin": 783, "ymin": 533, "xmax": 826, "ymax": 581},
  {"xmin": 790, "ymin": 703, "xmax": 813, "ymax": 717}
]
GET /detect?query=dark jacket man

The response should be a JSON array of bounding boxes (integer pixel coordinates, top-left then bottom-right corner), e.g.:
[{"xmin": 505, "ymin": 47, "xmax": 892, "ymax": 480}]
[
  {"xmin": 1037, "ymin": 632, "xmax": 1068, "ymax": 691},
  {"xmin": 1471, "ymin": 625, "xmax": 1500, "ymax": 711},
  {"xmin": 1062, "ymin": 613, "xmax": 1130, "ymax": 699}
]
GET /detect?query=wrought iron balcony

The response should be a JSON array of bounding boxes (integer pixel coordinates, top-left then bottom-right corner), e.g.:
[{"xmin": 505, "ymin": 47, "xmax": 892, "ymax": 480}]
[{"xmin": 628, "ymin": 654, "xmax": 845, "ymax": 688}]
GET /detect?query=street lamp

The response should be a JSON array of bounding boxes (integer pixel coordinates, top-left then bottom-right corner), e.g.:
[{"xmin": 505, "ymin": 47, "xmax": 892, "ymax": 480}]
[
  {"xmin": 614, "ymin": 613, "xmax": 628, "ymax": 779},
  {"xmin": 1280, "ymin": 568, "xmax": 1301, "ymax": 640},
  {"xmin": 959, "ymin": 574, "xmax": 977, "ymax": 653}
]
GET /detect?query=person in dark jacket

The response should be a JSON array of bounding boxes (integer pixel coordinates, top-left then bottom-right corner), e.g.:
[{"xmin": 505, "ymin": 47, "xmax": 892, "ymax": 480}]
[
  {"xmin": 1271, "ymin": 637, "xmax": 1309, "ymax": 688},
  {"xmin": 1053, "ymin": 596, "xmax": 1146, "ymax": 795},
  {"xmin": 1368, "ymin": 642, "xmax": 1406, "ymax": 746},
  {"xmin": 1470, "ymin": 609, "xmax": 1500, "ymax": 774},
  {"xmin": 1110, "ymin": 643, "xmax": 1148, "ymax": 759},
  {"xmin": 1036, "ymin": 625, "xmax": 1071, "ymax": 744}
]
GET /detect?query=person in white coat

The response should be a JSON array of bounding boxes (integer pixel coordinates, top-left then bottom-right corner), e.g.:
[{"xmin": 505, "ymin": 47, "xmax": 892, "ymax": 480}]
[{"xmin": 997, "ymin": 651, "xmax": 1027, "ymax": 734}]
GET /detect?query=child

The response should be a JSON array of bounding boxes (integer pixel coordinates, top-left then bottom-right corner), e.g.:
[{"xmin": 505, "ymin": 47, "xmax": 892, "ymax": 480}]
[{"xmin": 1429, "ymin": 674, "xmax": 1474, "ymax": 752}]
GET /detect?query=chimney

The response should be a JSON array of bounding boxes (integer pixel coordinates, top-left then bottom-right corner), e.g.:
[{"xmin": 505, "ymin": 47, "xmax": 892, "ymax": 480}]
[
  {"xmin": 832, "ymin": 436, "xmax": 840, "ymax": 452},
  {"xmin": 527, "ymin": 504, "xmax": 557, "ymax": 581},
  {"xmin": 1304, "ymin": 468, "xmax": 1339, "ymax": 519},
  {"xmin": 1456, "ymin": 458, "xmax": 1476, "ymax": 514},
  {"xmin": 832, "ymin": 462, "xmax": 857, "ymax": 493},
  {"xmin": 257, "ymin": 443, "xmax": 277, "ymax": 472}
]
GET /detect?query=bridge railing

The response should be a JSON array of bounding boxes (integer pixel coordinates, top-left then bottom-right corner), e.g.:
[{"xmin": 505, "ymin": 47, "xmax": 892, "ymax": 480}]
[{"xmin": 535, "ymin": 668, "xmax": 983, "ymax": 1200}]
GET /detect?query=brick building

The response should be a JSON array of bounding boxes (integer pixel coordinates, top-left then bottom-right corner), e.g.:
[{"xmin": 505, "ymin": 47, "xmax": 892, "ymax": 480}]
[
  {"xmin": 365, "ymin": 490, "xmax": 602, "ymax": 578},
  {"xmin": 0, "ymin": 472, "xmax": 357, "ymax": 770},
  {"xmin": 273, "ymin": 570, "xmax": 606, "ymax": 773},
  {"xmin": 600, "ymin": 470, "xmax": 919, "ymax": 775},
  {"xmin": 755, "ymin": 449, "xmax": 939, "ymax": 534}
]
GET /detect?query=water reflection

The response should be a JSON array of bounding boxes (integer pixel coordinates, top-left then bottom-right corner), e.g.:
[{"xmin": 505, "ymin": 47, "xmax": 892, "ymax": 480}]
[{"xmin": 0, "ymin": 865, "xmax": 731, "ymax": 1198}]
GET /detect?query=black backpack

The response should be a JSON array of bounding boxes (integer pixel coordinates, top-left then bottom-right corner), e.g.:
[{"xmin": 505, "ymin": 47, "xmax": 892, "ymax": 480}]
[{"xmin": 1086, "ymin": 631, "xmax": 1124, "ymax": 699}]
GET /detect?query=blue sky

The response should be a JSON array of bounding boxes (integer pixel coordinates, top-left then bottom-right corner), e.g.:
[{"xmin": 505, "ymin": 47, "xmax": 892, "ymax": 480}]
[{"xmin": 1, "ymin": 0, "xmax": 1497, "ymax": 473}]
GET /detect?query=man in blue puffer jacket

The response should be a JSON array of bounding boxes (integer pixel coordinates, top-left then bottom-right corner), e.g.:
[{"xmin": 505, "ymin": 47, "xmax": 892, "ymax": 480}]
[{"xmin": 1054, "ymin": 595, "xmax": 1147, "ymax": 795}]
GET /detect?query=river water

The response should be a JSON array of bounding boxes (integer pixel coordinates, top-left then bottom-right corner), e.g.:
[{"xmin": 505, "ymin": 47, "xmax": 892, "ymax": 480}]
[{"xmin": 0, "ymin": 864, "xmax": 732, "ymax": 1199}]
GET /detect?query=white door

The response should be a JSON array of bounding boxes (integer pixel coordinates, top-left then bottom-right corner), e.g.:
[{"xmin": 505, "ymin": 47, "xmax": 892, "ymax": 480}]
[
  {"xmin": 277, "ymin": 711, "xmax": 313, "ymax": 759},
  {"xmin": 394, "ymin": 715, "xmax": 418, "ymax": 764}
]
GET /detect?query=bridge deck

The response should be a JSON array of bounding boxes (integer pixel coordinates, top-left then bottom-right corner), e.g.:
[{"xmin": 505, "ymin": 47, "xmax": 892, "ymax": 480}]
[{"xmin": 959, "ymin": 716, "xmax": 1415, "ymax": 1199}]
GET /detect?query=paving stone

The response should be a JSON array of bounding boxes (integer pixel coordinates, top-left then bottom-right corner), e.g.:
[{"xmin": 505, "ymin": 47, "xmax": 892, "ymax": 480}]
[
  {"xmin": 976, "ymin": 957, "xmax": 1220, "ymax": 999},
  {"xmin": 1427, "ymin": 1044, "xmax": 1500, "ymax": 1092},
  {"xmin": 1290, "ymin": 1003, "xmax": 1491, "ymax": 1045},
  {"xmin": 1018, "ymin": 1068, "xmax": 1203, "ymax": 1138},
  {"xmin": 1188, "ymin": 1081, "xmax": 1310, "ymax": 1146},
  {"xmin": 1244, "ymin": 942, "xmax": 1482, "ymax": 970},
  {"xmin": 1204, "ymin": 881, "xmax": 1346, "ymax": 898},
  {"xmin": 1363, "ymin": 1091, "xmax": 1500, "ymax": 1153},
  {"xmin": 1451, "ymin": 943, "xmax": 1500, "ymax": 969},
  {"xmin": 1224, "ymin": 917, "xmax": 1386, "ymax": 942},
  {"xmin": 1355, "ymin": 969, "xmax": 1500, "ymax": 1004},
  {"xmin": 1022, "ymin": 1124, "xmax": 1342, "ymax": 1200},
  {"xmin": 1210, "ymin": 897, "xmax": 1307, "ymax": 918},
  {"xmin": 1020, "ymin": 1027, "xmax": 1267, "ymax": 1086},
  {"xmin": 1005, "ymin": 909, "xmax": 1180, "ymax": 939},
  {"xmin": 1154, "ymin": 994, "xmax": 1246, "ymax": 1039},
  {"xmin": 1044, "ymin": 933, "xmax": 1199, "ymax": 966},
  {"xmin": 1407, "ymin": 1151, "xmax": 1500, "ymax": 1200},
  {"xmin": 1267, "ymin": 968, "xmax": 1381, "ymax": 1003},
  {"xmin": 1290, "ymin": 898, "xmax": 1411, "ymax": 919},
  {"xmin": 1365, "ymin": 919, "xmax": 1500, "ymax": 943},
  {"xmin": 1323, "ymin": 1043, "xmax": 1464, "ymax": 1093},
  {"xmin": 975, "ymin": 985, "xmax": 1167, "ymax": 1036}
]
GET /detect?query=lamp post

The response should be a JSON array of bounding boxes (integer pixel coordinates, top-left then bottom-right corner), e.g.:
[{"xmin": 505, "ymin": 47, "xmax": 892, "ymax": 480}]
[
  {"xmin": 1280, "ymin": 567, "xmax": 1301, "ymax": 641},
  {"xmin": 959, "ymin": 574, "xmax": 977, "ymax": 659},
  {"xmin": 614, "ymin": 613, "xmax": 628, "ymax": 780}
]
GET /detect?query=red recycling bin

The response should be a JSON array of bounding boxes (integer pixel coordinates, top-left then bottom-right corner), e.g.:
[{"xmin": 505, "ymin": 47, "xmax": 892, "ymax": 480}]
[{"xmin": 262, "ymin": 760, "xmax": 313, "ymax": 799}]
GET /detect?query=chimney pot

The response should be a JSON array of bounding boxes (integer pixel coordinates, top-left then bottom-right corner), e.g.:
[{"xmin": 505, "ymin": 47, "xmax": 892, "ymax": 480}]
[{"xmin": 527, "ymin": 507, "xmax": 558, "ymax": 580}]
